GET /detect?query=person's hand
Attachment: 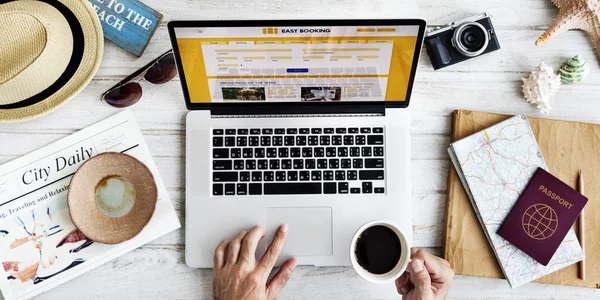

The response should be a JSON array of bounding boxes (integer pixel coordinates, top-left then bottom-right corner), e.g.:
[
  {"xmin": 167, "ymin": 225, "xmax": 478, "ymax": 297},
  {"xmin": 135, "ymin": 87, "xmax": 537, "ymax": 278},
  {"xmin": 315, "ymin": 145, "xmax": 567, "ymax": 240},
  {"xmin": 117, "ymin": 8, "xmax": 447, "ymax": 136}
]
[
  {"xmin": 213, "ymin": 225, "xmax": 296, "ymax": 300},
  {"xmin": 395, "ymin": 249, "xmax": 454, "ymax": 300}
]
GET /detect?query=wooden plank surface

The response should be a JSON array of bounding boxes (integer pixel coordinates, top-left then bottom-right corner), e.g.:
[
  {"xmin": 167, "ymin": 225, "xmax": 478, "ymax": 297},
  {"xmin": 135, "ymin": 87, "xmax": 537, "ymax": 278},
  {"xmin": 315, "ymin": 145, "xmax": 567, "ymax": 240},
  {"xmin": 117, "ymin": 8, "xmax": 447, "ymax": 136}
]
[{"xmin": 2, "ymin": 0, "xmax": 600, "ymax": 298}]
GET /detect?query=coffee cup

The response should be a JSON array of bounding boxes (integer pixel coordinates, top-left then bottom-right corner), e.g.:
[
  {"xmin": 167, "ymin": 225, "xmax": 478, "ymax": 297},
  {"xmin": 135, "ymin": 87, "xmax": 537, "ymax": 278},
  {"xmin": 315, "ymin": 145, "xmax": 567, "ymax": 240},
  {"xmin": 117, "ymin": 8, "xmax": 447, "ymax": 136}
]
[{"xmin": 350, "ymin": 220, "xmax": 411, "ymax": 283}]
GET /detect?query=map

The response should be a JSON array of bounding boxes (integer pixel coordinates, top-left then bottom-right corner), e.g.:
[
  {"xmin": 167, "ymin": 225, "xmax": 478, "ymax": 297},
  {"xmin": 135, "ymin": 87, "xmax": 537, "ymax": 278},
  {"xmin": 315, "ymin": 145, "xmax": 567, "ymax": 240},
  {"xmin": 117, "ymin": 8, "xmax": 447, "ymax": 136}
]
[{"xmin": 448, "ymin": 114, "xmax": 583, "ymax": 288}]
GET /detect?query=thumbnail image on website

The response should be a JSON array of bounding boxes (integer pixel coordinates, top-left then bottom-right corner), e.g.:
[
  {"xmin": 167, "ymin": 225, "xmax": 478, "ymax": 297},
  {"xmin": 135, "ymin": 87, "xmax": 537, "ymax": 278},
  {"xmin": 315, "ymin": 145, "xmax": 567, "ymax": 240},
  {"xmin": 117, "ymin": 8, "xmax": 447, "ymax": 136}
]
[{"xmin": 174, "ymin": 25, "xmax": 419, "ymax": 103}]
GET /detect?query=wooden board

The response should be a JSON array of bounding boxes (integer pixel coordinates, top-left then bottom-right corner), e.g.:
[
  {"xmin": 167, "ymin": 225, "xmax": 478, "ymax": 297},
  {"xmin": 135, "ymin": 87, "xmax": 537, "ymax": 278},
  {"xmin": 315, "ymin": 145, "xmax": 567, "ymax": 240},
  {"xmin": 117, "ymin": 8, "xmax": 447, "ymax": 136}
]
[{"xmin": 88, "ymin": 0, "xmax": 162, "ymax": 56}]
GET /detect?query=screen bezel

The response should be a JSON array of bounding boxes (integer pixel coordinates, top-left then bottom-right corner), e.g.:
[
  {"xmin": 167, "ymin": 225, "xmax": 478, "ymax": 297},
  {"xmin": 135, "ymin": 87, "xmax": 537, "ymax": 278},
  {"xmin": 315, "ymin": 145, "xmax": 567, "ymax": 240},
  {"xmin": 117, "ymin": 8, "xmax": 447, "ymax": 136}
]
[{"xmin": 167, "ymin": 19, "xmax": 427, "ymax": 111}]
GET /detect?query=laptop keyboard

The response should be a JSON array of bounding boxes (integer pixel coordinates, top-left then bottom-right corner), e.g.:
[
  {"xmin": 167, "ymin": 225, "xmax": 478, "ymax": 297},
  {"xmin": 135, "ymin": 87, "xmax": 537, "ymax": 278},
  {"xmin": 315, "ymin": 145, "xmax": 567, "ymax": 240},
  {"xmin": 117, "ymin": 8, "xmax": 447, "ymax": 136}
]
[{"xmin": 211, "ymin": 127, "xmax": 385, "ymax": 196}]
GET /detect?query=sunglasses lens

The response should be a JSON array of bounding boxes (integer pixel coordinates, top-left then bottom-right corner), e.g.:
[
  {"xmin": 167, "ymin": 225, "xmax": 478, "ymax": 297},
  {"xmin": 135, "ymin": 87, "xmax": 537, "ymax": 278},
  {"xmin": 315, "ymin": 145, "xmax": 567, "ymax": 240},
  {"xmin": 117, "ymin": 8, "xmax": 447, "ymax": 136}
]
[
  {"xmin": 144, "ymin": 53, "xmax": 177, "ymax": 84},
  {"xmin": 103, "ymin": 82, "xmax": 143, "ymax": 108}
]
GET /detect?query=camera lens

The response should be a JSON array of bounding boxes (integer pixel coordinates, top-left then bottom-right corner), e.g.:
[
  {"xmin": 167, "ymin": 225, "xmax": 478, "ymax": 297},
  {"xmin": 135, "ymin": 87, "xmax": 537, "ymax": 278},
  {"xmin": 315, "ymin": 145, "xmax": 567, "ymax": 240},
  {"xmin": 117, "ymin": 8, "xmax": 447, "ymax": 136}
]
[{"xmin": 452, "ymin": 22, "xmax": 489, "ymax": 57}]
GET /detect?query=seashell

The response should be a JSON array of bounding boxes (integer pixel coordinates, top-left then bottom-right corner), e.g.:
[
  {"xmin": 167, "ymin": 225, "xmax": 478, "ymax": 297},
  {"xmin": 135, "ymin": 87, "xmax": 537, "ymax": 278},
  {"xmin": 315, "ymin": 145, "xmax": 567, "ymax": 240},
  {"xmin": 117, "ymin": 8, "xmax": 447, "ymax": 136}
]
[
  {"xmin": 559, "ymin": 55, "xmax": 590, "ymax": 83},
  {"xmin": 522, "ymin": 62, "xmax": 561, "ymax": 115}
]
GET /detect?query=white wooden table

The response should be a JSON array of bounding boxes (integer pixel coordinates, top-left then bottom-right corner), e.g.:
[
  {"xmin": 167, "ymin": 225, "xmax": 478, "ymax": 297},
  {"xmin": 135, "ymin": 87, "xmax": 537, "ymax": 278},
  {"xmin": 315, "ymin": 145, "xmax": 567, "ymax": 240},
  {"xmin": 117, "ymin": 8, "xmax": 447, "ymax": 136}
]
[{"xmin": 3, "ymin": 0, "xmax": 600, "ymax": 299}]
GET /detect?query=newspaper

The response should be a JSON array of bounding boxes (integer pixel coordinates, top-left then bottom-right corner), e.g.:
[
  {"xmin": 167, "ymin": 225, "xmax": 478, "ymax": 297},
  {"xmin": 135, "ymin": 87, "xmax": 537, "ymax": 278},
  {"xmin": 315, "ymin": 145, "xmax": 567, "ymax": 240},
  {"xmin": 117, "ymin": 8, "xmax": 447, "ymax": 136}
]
[{"xmin": 0, "ymin": 110, "xmax": 180, "ymax": 300}]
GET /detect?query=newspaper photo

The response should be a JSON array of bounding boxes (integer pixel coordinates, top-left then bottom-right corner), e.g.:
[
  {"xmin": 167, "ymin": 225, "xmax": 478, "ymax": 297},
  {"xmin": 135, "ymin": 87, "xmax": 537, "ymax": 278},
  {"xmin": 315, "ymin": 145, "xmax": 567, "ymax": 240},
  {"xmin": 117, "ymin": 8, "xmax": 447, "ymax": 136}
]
[{"xmin": 0, "ymin": 110, "xmax": 180, "ymax": 300}]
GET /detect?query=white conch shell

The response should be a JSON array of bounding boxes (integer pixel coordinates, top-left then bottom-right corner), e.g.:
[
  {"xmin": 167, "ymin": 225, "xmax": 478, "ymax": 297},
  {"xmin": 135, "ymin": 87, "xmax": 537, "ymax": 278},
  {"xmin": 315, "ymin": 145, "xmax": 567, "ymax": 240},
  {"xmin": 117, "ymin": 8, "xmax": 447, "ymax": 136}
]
[{"xmin": 522, "ymin": 62, "xmax": 561, "ymax": 115}]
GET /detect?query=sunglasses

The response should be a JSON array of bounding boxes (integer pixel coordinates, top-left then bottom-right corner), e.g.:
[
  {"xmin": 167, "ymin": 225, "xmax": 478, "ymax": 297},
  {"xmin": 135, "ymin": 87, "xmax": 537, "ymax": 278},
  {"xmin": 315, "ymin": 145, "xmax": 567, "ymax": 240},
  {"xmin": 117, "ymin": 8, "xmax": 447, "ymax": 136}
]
[{"xmin": 100, "ymin": 50, "xmax": 177, "ymax": 108}]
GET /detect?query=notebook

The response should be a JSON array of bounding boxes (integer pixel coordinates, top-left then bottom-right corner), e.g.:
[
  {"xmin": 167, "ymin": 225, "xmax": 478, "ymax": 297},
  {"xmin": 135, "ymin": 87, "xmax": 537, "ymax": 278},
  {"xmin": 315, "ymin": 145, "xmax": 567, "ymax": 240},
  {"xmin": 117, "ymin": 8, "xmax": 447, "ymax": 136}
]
[{"xmin": 448, "ymin": 114, "xmax": 583, "ymax": 288}]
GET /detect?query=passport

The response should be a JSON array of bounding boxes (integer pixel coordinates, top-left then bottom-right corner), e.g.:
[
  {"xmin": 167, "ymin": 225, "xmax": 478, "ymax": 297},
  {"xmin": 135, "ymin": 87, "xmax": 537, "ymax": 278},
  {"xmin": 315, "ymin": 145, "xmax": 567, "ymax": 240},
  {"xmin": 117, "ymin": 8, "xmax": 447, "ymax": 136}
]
[{"xmin": 497, "ymin": 168, "xmax": 588, "ymax": 266}]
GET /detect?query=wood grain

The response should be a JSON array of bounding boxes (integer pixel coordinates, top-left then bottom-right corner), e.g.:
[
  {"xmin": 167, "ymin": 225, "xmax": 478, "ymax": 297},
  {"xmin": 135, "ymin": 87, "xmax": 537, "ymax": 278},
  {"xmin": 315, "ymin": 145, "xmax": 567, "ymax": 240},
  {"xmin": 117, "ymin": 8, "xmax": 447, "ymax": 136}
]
[{"xmin": 2, "ymin": 0, "xmax": 600, "ymax": 298}]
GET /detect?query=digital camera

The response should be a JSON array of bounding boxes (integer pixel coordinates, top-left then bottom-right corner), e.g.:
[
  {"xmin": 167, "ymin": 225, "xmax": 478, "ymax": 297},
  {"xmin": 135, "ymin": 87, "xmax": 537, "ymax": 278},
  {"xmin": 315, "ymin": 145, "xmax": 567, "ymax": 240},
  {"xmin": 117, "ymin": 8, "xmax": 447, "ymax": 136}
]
[{"xmin": 425, "ymin": 13, "xmax": 501, "ymax": 70}]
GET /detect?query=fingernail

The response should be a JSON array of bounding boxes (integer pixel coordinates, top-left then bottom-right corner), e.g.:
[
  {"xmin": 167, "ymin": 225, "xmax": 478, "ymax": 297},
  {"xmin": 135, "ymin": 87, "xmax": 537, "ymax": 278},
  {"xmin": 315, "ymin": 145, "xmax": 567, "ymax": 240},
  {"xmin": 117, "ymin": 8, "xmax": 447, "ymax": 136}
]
[
  {"xmin": 291, "ymin": 259, "xmax": 297, "ymax": 269},
  {"xmin": 411, "ymin": 259, "xmax": 424, "ymax": 273},
  {"xmin": 280, "ymin": 224, "xmax": 288, "ymax": 233}
]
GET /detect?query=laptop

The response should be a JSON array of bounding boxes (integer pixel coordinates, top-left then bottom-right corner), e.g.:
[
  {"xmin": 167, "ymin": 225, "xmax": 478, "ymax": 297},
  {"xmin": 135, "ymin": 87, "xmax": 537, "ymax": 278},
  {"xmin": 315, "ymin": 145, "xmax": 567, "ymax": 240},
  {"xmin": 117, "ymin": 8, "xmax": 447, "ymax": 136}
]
[{"xmin": 167, "ymin": 19, "xmax": 427, "ymax": 268}]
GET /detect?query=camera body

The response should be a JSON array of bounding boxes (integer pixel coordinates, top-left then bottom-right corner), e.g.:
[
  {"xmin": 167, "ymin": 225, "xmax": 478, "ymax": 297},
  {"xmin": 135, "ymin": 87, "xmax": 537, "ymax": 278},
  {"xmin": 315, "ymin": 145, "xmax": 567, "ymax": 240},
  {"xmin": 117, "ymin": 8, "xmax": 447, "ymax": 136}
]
[{"xmin": 425, "ymin": 13, "xmax": 500, "ymax": 70}]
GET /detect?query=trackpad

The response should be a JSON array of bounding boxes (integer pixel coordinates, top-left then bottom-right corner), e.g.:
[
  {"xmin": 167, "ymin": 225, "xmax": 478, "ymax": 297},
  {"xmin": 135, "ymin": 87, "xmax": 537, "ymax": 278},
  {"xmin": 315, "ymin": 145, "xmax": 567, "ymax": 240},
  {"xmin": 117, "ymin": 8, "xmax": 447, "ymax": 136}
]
[{"xmin": 265, "ymin": 207, "xmax": 332, "ymax": 257}]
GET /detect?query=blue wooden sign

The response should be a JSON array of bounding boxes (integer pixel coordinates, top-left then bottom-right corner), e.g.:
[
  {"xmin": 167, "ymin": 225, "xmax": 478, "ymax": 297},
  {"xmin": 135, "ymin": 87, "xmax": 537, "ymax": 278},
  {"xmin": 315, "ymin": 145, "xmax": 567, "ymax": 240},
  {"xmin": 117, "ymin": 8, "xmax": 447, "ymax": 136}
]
[{"xmin": 88, "ymin": 0, "xmax": 163, "ymax": 57}]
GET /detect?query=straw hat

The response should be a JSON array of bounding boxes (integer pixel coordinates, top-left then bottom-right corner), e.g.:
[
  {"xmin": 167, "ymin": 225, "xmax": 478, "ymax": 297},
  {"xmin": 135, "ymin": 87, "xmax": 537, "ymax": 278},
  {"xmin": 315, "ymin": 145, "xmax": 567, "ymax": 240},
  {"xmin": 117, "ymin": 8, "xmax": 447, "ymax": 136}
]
[{"xmin": 0, "ymin": 0, "xmax": 103, "ymax": 122}]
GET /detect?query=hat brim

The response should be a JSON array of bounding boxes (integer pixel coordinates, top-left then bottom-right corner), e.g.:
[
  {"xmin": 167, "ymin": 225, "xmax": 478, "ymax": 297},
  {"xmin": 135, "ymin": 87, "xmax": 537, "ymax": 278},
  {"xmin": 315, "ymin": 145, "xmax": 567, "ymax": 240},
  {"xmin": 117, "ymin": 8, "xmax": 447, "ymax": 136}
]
[{"xmin": 0, "ymin": 0, "xmax": 103, "ymax": 123}]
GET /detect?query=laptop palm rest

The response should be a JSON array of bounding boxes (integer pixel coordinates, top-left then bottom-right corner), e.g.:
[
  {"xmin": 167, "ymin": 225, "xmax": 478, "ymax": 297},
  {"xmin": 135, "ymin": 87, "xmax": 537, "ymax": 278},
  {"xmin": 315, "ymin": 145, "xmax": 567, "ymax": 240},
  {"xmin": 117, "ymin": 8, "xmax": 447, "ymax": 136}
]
[{"xmin": 262, "ymin": 207, "xmax": 333, "ymax": 259}]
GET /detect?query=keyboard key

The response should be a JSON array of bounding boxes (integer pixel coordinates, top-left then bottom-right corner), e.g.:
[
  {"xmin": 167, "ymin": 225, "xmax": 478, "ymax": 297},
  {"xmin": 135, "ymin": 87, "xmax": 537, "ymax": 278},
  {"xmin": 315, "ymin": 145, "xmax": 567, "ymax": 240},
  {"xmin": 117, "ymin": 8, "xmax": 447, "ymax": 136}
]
[
  {"xmin": 258, "ymin": 159, "xmax": 268, "ymax": 170},
  {"xmin": 324, "ymin": 182, "xmax": 337, "ymax": 194},
  {"xmin": 362, "ymin": 182, "xmax": 373, "ymax": 193},
  {"xmin": 291, "ymin": 148, "xmax": 301, "ymax": 157},
  {"xmin": 213, "ymin": 148, "xmax": 229, "ymax": 158},
  {"xmin": 213, "ymin": 160, "xmax": 232, "ymax": 170},
  {"xmin": 349, "ymin": 128, "xmax": 359, "ymax": 133},
  {"xmin": 293, "ymin": 159, "xmax": 304, "ymax": 169},
  {"xmin": 353, "ymin": 158, "xmax": 363, "ymax": 168},
  {"xmin": 250, "ymin": 128, "xmax": 261, "ymax": 135},
  {"xmin": 350, "ymin": 147, "xmax": 360, "ymax": 157},
  {"xmin": 336, "ymin": 128, "xmax": 347, "ymax": 134},
  {"xmin": 347, "ymin": 170, "xmax": 358, "ymax": 180},
  {"xmin": 365, "ymin": 158, "xmax": 384, "ymax": 168},
  {"xmin": 237, "ymin": 183, "xmax": 247, "ymax": 195},
  {"xmin": 308, "ymin": 136, "xmax": 319, "ymax": 145},
  {"xmin": 240, "ymin": 172, "xmax": 250, "ymax": 181},
  {"xmin": 273, "ymin": 136, "xmax": 283, "ymax": 146},
  {"xmin": 344, "ymin": 135, "xmax": 354, "ymax": 145},
  {"xmin": 231, "ymin": 148, "xmax": 242, "ymax": 158},
  {"xmin": 225, "ymin": 137, "xmax": 235, "ymax": 146},
  {"xmin": 350, "ymin": 188, "xmax": 361, "ymax": 194},
  {"xmin": 332, "ymin": 135, "xmax": 343, "ymax": 145},
  {"xmin": 338, "ymin": 182, "xmax": 349, "ymax": 194},
  {"xmin": 311, "ymin": 171, "xmax": 322, "ymax": 180},
  {"xmin": 323, "ymin": 171, "xmax": 334, "ymax": 180},
  {"xmin": 213, "ymin": 129, "xmax": 224, "ymax": 135},
  {"xmin": 284, "ymin": 136, "xmax": 295, "ymax": 146},
  {"xmin": 335, "ymin": 171, "xmax": 345, "ymax": 180},
  {"xmin": 362, "ymin": 147, "xmax": 372, "ymax": 157},
  {"xmin": 329, "ymin": 159, "xmax": 339, "ymax": 169},
  {"xmin": 267, "ymin": 148, "xmax": 277, "ymax": 157},
  {"xmin": 282, "ymin": 159, "xmax": 292, "ymax": 169},
  {"xmin": 234, "ymin": 160, "xmax": 244, "ymax": 170},
  {"xmin": 226, "ymin": 129, "xmax": 236, "ymax": 135},
  {"xmin": 368, "ymin": 135, "xmax": 384, "ymax": 145},
  {"xmin": 311, "ymin": 128, "xmax": 322, "ymax": 134},
  {"xmin": 276, "ymin": 171, "xmax": 286, "ymax": 181},
  {"xmin": 249, "ymin": 136, "xmax": 259, "ymax": 146},
  {"xmin": 245, "ymin": 160, "xmax": 256, "ymax": 170},
  {"xmin": 341, "ymin": 159, "xmax": 351, "ymax": 169},
  {"xmin": 275, "ymin": 128, "xmax": 285, "ymax": 134},
  {"xmin": 315, "ymin": 147, "xmax": 325, "ymax": 157},
  {"xmin": 213, "ymin": 137, "xmax": 223, "ymax": 147},
  {"xmin": 302, "ymin": 147, "xmax": 313, "ymax": 157},
  {"xmin": 324, "ymin": 128, "xmax": 334, "ymax": 134},
  {"xmin": 300, "ymin": 171, "xmax": 310, "ymax": 181},
  {"xmin": 264, "ymin": 183, "xmax": 321, "ymax": 195},
  {"xmin": 213, "ymin": 172, "xmax": 238, "ymax": 182},
  {"xmin": 252, "ymin": 171, "xmax": 262, "ymax": 181},
  {"xmin": 305, "ymin": 159, "xmax": 316, "ymax": 169},
  {"xmin": 249, "ymin": 183, "xmax": 262, "ymax": 195},
  {"xmin": 361, "ymin": 127, "xmax": 371, "ymax": 133},
  {"xmin": 262, "ymin": 129, "xmax": 273, "ymax": 134},
  {"xmin": 355, "ymin": 135, "xmax": 366, "ymax": 145},
  {"xmin": 300, "ymin": 128, "xmax": 310, "ymax": 134},
  {"xmin": 213, "ymin": 183, "xmax": 223, "ymax": 195},
  {"xmin": 374, "ymin": 147, "xmax": 384, "ymax": 157},
  {"xmin": 320, "ymin": 136, "xmax": 330, "ymax": 145},
  {"xmin": 269, "ymin": 159, "xmax": 280, "ymax": 169},
  {"xmin": 296, "ymin": 136, "xmax": 306, "ymax": 146},
  {"xmin": 326, "ymin": 147, "xmax": 336, "ymax": 157},
  {"xmin": 243, "ymin": 148, "xmax": 253, "ymax": 158},
  {"xmin": 264, "ymin": 171, "xmax": 274, "ymax": 181},
  {"xmin": 338, "ymin": 147, "xmax": 348, "ymax": 157},
  {"xmin": 317, "ymin": 159, "xmax": 327, "ymax": 169},
  {"xmin": 375, "ymin": 187, "xmax": 385, "ymax": 194},
  {"xmin": 287, "ymin": 128, "xmax": 298, "ymax": 134},
  {"xmin": 237, "ymin": 129, "xmax": 248, "ymax": 135},
  {"xmin": 225, "ymin": 183, "xmax": 235, "ymax": 195},
  {"xmin": 255, "ymin": 148, "xmax": 265, "ymax": 158},
  {"xmin": 359, "ymin": 170, "xmax": 384, "ymax": 180},
  {"xmin": 287, "ymin": 171, "xmax": 298, "ymax": 181},
  {"xmin": 278, "ymin": 148, "xmax": 289, "ymax": 158},
  {"xmin": 373, "ymin": 127, "xmax": 384, "ymax": 133},
  {"xmin": 261, "ymin": 136, "xmax": 271, "ymax": 146}
]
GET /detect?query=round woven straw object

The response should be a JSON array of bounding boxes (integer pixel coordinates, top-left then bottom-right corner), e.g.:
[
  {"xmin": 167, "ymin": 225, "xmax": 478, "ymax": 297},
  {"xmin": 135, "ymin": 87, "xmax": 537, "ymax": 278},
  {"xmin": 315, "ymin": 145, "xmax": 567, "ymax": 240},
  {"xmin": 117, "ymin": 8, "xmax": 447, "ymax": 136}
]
[
  {"xmin": 0, "ymin": 0, "xmax": 103, "ymax": 122},
  {"xmin": 68, "ymin": 153, "xmax": 158, "ymax": 244}
]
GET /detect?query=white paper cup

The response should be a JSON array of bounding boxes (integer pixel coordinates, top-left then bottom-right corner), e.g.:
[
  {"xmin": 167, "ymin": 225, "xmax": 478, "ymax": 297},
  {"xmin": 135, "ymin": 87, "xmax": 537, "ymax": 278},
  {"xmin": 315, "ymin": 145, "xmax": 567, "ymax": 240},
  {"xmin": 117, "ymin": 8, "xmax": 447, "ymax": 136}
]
[{"xmin": 350, "ymin": 220, "xmax": 411, "ymax": 283}]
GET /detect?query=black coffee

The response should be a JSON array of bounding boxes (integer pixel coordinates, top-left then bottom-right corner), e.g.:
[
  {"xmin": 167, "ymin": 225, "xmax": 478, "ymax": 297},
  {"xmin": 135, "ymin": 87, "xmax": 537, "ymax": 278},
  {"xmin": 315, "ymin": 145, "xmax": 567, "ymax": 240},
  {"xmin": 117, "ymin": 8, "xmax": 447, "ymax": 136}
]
[{"xmin": 355, "ymin": 225, "xmax": 402, "ymax": 275}]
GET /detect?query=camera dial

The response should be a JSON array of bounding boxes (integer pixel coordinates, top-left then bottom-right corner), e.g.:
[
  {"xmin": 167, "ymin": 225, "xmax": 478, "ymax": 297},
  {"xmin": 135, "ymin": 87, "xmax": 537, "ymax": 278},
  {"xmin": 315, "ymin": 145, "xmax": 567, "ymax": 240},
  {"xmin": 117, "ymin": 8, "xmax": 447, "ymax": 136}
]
[{"xmin": 452, "ymin": 22, "xmax": 489, "ymax": 57}]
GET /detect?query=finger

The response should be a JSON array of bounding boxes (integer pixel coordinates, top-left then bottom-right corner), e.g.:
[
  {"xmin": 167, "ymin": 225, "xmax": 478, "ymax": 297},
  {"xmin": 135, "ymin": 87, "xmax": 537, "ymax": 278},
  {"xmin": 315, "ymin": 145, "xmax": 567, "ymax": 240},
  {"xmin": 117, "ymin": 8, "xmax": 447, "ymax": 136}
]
[
  {"xmin": 267, "ymin": 258, "xmax": 297, "ymax": 300},
  {"xmin": 226, "ymin": 230, "xmax": 248, "ymax": 265},
  {"xmin": 257, "ymin": 224, "xmax": 288, "ymax": 272},
  {"xmin": 214, "ymin": 239, "xmax": 230, "ymax": 270},
  {"xmin": 411, "ymin": 249, "xmax": 454, "ymax": 282},
  {"xmin": 408, "ymin": 259, "xmax": 432, "ymax": 296},
  {"xmin": 239, "ymin": 226, "xmax": 266, "ymax": 264},
  {"xmin": 395, "ymin": 271, "xmax": 410, "ymax": 295}
]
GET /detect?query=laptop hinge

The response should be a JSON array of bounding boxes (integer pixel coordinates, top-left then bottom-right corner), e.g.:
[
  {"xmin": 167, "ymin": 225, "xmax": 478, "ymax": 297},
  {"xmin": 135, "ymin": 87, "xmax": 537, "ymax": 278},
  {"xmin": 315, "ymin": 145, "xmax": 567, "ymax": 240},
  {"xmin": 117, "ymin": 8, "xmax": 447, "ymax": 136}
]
[
  {"xmin": 211, "ymin": 113, "xmax": 383, "ymax": 119},
  {"xmin": 210, "ymin": 103, "xmax": 386, "ymax": 117}
]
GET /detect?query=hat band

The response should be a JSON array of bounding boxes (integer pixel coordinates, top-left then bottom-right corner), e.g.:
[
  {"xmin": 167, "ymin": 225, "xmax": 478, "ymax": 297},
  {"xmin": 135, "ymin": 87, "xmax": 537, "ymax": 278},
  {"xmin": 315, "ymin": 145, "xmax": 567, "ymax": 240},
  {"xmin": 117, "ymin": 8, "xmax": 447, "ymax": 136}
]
[{"xmin": 0, "ymin": 0, "xmax": 84, "ymax": 110}]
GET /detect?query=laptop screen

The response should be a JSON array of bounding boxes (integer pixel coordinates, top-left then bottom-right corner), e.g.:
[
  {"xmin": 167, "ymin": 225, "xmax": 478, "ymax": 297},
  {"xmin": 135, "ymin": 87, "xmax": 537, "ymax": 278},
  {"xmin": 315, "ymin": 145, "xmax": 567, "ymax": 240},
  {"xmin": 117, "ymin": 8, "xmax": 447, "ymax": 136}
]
[{"xmin": 172, "ymin": 23, "xmax": 422, "ymax": 104}]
